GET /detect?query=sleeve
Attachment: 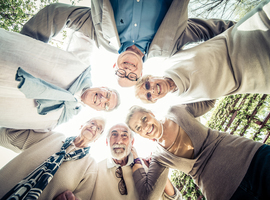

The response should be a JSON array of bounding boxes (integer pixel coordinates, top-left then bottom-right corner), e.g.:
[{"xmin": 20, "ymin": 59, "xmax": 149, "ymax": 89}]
[
  {"xmin": 0, "ymin": 128, "xmax": 53, "ymax": 153},
  {"xmin": 184, "ymin": 100, "xmax": 216, "ymax": 118},
  {"xmin": 20, "ymin": 3, "xmax": 96, "ymax": 43},
  {"xmin": 133, "ymin": 158, "xmax": 177, "ymax": 200},
  {"xmin": 72, "ymin": 158, "xmax": 98, "ymax": 200},
  {"xmin": 162, "ymin": 185, "xmax": 182, "ymax": 200},
  {"xmin": 175, "ymin": 18, "xmax": 236, "ymax": 51}
]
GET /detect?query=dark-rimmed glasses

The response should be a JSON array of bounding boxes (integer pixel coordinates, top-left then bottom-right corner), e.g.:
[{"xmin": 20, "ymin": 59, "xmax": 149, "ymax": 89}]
[
  {"xmin": 115, "ymin": 167, "xmax": 128, "ymax": 195},
  {"xmin": 144, "ymin": 80, "xmax": 153, "ymax": 102},
  {"xmin": 115, "ymin": 69, "xmax": 139, "ymax": 81}
]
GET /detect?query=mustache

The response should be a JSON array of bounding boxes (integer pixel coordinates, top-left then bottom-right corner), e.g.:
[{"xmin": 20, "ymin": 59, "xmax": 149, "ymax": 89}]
[{"xmin": 112, "ymin": 144, "xmax": 126, "ymax": 149}]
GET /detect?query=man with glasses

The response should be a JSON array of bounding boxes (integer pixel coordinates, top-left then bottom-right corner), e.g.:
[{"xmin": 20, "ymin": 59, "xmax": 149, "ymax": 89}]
[
  {"xmin": 90, "ymin": 123, "xmax": 181, "ymax": 200},
  {"xmin": 0, "ymin": 29, "xmax": 120, "ymax": 131},
  {"xmin": 20, "ymin": 0, "xmax": 235, "ymax": 88}
]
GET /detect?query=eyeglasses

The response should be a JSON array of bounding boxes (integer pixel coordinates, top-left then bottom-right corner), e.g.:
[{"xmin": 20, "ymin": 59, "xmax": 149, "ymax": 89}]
[
  {"xmin": 104, "ymin": 89, "xmax": 112, "ymax": 111},
  {"xmin": 115, "ymin": 167, "xmax": 128, "ymax": 195},
  {"xmin": 144, "ymin": 80, "xmax": 153, "ymax": 101},
  {"xmin": 115, "ymin": 69, "xmax": 139, "ymax": 81}
]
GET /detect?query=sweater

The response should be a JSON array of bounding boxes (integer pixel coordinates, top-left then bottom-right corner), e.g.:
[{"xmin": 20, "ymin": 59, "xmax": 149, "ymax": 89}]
[{"xmin": 0, "ymin": 128, "xmax": 98, "ymax": 200}]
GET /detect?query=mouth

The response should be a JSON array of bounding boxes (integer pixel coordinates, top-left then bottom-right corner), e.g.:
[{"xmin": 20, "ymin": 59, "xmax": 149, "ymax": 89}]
[
  {"xmin": 93, "ymin": 93, "xmax": 97, "ymax": 104},
  {"xmin": 123, "ymin": 62, "xmax": 136, "ymax": 67},
  {"xmin": 146, "ymin": 124, "xmax": 154, "ymax": 135},
  {"xmin": 157, "ymin": 84, "xmax": 161, "ymax": 94}
]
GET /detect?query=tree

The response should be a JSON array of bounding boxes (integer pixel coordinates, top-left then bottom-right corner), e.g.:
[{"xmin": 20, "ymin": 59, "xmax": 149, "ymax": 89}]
[
  {"xmin": 0, "ymin": 0, "xmax": 58, "ymax": 32},
  {"xmin": 189, "ymin": 0, "xmax": 259, "ymax": 20}
]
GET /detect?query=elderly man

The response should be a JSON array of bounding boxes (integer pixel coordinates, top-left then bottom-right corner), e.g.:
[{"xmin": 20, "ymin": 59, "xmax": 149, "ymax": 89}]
[
  {"xmin": 0, "ymin": 28, "xmax": 120, "ymax": 131},
  {"xmin": 0, "ymin": 117, "xmax": 105, "ymax": 200},
  {"xmin": 91, "ymin": 123, "xmax": 181, "ymax": 200},
  {"xmin": 20, "ymin": 0, "xmax": 235, "ymax": 87}
]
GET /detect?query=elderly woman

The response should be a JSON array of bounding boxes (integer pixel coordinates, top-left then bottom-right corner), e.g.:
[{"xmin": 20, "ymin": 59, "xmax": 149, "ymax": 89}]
[
  {"xmin": 0, "ymin": 117, "xmax": 105, "ymax": 200},
  {"xmin": 126, "ymin": 103, "xmax": 270, "ymax": 200},
  {"xmin": 135, "ymin": 0, "xmax": 270, "ymax": 104}
]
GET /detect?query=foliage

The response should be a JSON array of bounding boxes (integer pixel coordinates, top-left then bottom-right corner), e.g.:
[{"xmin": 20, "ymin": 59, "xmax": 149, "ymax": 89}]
[
  {"xmin": 189, "ymin": 0, "xmax": 259, "ymax": 20},
  {"xmin": 0, "ymin": 0, "xmax": 59, "ymax": 32}
]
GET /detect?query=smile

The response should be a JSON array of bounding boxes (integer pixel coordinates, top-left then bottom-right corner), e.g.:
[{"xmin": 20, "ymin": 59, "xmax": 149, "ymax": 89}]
[
  {"xmin": 147, "ymin": 124, "xmax": 154, "ymax": 135},
  {"xmin": 157, "ymin": 84, "xmax": 161, "ymax": 94},
  {"xmin": 94, "ymin": 93, "xmax": 97, "ymax": 104},
  {"xmin": 124, "ymin": 62, "xmax": 135, "ymax": 67}
]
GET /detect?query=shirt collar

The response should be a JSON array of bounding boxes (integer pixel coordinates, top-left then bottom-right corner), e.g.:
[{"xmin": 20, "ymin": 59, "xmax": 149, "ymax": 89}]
[{"xmin": 107, "ymin": 153, "xmax": 134, "ymax": 169}]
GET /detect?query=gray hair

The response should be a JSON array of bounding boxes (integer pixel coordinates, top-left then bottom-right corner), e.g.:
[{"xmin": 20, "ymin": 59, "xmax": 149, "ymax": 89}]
[
  {"xmin": 106, "ymin": 123, "xmax": 135, "ymax": 141},
  {"xmin": 125, "ymin": 105, "xmax": 151, "ymax": 132}
]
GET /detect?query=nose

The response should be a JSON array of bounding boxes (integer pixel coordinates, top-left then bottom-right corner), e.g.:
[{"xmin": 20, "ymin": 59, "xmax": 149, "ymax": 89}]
[
  {"xmin": 115, "ymin": 136, "xmax": 123, "ymax": 144},
  {"xmin": 90, "ymin": 125, "xmax": 97, "ymax": 131}
]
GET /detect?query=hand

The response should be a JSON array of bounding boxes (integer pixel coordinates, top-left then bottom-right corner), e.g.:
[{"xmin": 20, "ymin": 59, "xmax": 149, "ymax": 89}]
[
  {"xmin": 131, "ymin": 146, "xmax": 138, "ymax": 159},
  {"xmin": 142, "ymin": 155, "xmax": 152, "ymax": 168},
  {"xmin": 54, "ymin": 190, "xmax": 79, "ymax": 200}
]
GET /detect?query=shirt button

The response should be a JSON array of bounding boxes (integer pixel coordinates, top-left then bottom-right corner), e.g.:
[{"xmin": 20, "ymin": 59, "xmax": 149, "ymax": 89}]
[
  {"xmin": 134, "ymin": 23, "xmax": 137, "ymax": 27},
  {"xmin": 133, "ymin": 40, "xmax": 134, "ymax": 43},
  {"xmin": 137, "ymin": 0, "xmax": 140, "ymax": 2}
]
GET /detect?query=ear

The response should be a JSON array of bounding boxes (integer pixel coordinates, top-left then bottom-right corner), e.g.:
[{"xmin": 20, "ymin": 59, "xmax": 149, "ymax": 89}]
[
  {"xmin": 113, "ymin": 63, "xmax": 116, "ymax": 68},
  {"xmin": 131, "ymin": 138, "xmax": 135, "ymax": 145},
  {"xmin": 79, "ymin": 125, "xmax": 83, "ymax": 130},
  {"xmin": 106, "ymin": 139, "xmax": 108, "ymax": 146},
  {"xmin": 150, "ymin": 139, "xmax": 156, "ymax": 142}
]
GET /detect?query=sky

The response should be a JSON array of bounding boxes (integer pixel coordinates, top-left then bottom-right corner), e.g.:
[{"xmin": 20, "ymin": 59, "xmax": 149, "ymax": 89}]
[{"xmin": 0, "ymin": 0, "xmax": 208, "ymax": 168}]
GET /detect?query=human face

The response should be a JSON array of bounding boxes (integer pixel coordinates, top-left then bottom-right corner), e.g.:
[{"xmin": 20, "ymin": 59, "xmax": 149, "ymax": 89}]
[
  {"xmin": 107, "ymin": 124, "xmax": 134, "ymax": 160},
  {"xmin": 80, "ymin": 118, "xmax": 105, "ymax": 142},
  {"xmin": 137, "ymin": 77, "xmax": 171, "ymax": 103},
  {"xmin": 128, "ymin": 111, "xmax": 162, "ymax": 140},
  {"xmin": 81, "ymin": 87, "xmax": 118, "ymax": 111},
  {"xmin": 116, "ymin": 50, "xmax": 143, "ymax": 87}
]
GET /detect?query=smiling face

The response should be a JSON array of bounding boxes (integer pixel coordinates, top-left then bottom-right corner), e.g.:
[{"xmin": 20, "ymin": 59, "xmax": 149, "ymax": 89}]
[
  {"xmin": 136, "ymin": 76, "xmax": 171, "ymax": 103},
  {"xmin": 106, "ymin": 124, "xmax": 134, "ymax": 160},
  {"xmin": 115, "ymin": 48, "xmax": 143, "ymax": 87},
  {"xmin": 80, "ymin": 118, "xmax": 106, "ymax": 143},
  {"xmin": 128, "ymin": 110, "xmax": 162, "ymax": 140},
  {"xmin": 81, "ymin": 87, "xmax": 118, "ymax": 111}
]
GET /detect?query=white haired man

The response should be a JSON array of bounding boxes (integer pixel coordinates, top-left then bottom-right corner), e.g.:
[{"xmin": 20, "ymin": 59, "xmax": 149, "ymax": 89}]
[{"xmin": 90, "ymin": 123, "xmax": 181, "ymax": 200}]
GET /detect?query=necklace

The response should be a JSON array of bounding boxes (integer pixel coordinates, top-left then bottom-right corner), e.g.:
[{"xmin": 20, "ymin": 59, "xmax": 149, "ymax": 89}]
[{"xmin": 157, "ymin": 123, "xmax": 164, "ymax": 140}]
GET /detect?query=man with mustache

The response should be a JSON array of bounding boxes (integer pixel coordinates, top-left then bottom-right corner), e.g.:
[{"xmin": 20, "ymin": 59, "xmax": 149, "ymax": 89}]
[
  {"xmin": 56, "ymin": 123, "xmax": 181, "ymax": 199},
  {"xmin": 0, "ymin": 117, "xmax": 105, "ymax": 200},
  {"xmin": 0, "ymin": 29, "xmax": 120, "ymax": 131},
  {"xmin": 20, "ymin": 0, "xmax": 235, "ymax": 87}
]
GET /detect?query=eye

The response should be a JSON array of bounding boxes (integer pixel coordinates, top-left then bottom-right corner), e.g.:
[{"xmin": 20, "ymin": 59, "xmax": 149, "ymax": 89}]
[
  {"xmin": 146, "ymin": 92, "xmax": 152, "ymax": 101},
  {"xmin": 145, "ymin": 81, "xmax": 150, "ymax": 90},
  {"xmin": 142, "ymin": 116, "xmax": 147, "ymax": 122},
  {"xmin": 136, "ymin": 126, "xmax": 141, "ymax": 132},
  {"xmin": 106, "ymin": 91, "xmax": 111, "ymax": 99}
]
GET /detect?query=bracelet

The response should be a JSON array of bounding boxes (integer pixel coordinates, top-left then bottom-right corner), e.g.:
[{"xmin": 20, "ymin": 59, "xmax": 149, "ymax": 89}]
[{"xmin": 130, "ymin": 158, "xmax": 142, "ymax": 168}]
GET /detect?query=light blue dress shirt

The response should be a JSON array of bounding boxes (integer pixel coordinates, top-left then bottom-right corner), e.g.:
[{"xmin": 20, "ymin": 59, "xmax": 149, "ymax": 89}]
[{"xmin": 110, "ymin": 0, "xmax": 173, "ymax": 58}]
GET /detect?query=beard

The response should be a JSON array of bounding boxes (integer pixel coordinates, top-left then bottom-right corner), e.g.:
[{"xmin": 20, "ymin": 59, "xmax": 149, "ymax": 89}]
[{"xmin": 110, "ymin": 143, "xmax": 132, "ymax": 160}]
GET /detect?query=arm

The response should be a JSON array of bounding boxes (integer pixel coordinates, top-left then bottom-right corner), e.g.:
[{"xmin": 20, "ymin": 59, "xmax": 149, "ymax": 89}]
[
  {"xmin": 184, "ymin": 100, "xmax": 216, "ymax": 118},
  {"xmin": 20, "ymin": 3, "xmax": 95, "ymax": 43},
  {"xmin": 132, "ymin": 148, "xmax": 181, "ymax": 200},
  {"xmin": 175, "ymin": 18, "xmax": 236, "ymax": 51},
  {"xmin": 0, "ymin": 128, "xmax": 53, "ymax": 153}
]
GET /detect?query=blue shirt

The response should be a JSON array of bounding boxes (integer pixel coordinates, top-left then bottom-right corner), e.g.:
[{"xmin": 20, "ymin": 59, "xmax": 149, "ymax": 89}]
[{"xmin": 110, "ymin": 0, "xmax": 173, "ymax": 57}]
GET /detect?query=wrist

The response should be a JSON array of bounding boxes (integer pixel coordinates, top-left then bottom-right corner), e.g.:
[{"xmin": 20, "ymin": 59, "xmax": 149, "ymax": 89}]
[{"xmin": 130, "ymin": 157, "xmax": 142, "ymax": 168}]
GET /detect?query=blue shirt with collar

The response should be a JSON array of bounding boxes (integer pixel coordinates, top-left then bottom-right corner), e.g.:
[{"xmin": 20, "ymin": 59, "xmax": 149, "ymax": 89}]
[{"xmin": 110, "ymin": 0, "xmax": 173, "ymax": 57}]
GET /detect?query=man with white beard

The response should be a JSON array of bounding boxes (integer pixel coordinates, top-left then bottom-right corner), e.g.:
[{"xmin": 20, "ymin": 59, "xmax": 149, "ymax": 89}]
[{"xmin": 91, "ymin": 123, "xmax": 181, "ymax": 200}]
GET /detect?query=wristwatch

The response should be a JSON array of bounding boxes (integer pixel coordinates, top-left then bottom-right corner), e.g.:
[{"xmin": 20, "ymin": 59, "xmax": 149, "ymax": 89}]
[{"xmin": 130, "ymin": 158, "xmax": 142, "ymax": 168}]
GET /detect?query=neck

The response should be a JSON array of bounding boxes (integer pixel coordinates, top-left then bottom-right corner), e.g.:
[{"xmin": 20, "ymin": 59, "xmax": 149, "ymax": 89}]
[
  {"xmin": 113, "ymin": 156, "xmax": 128, "ymax": 167},
  {"xmin": 74, "ymin": 136, "xmax": 90, "ymax": 148},
  {"xmin": 165, "ymin": 78, "xmax": 177, "ymax": 92},
  {"xmin": 127, "ymin": 45, "xmax": 145, "ymax": 58}
]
